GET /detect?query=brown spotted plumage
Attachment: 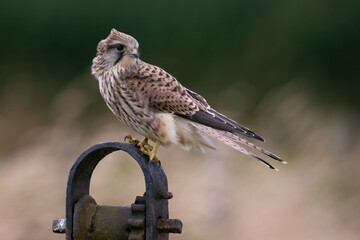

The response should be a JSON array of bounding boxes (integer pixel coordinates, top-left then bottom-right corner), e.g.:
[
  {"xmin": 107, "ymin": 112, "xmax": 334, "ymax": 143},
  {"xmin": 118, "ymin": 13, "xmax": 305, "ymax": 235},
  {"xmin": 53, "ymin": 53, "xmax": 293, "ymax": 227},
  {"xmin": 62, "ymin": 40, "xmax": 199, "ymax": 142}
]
[{"xmin": 91, "ymin": 29, "xmax": 285, "ymax": 169}]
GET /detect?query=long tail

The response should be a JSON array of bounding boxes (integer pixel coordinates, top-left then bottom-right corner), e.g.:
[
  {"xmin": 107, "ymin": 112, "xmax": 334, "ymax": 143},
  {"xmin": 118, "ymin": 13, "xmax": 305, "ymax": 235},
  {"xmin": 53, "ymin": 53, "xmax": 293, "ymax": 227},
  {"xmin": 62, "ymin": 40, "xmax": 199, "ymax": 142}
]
[{"xmin": 193, "ymin": 124, "xmax": 286, "ymax": 170}]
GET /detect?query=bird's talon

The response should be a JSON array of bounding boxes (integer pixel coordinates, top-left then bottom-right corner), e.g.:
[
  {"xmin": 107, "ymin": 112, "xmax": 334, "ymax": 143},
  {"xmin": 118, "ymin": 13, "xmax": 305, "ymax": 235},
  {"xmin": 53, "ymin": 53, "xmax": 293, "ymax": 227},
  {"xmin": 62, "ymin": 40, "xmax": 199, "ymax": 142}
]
[
  {"xmin": 141, "ymin": 149, "xmax": 150, "ymax": 156},
  {"xmin": 137, "ymin": 138, "xmax": 153, "ymax": 151},
  {"xmin": 125, "ymin": 137, "xmax": 161, "ymax": 163},
  {"xmin": 125, "ymin": 135, "xmax": 139, "ymax": 144}
]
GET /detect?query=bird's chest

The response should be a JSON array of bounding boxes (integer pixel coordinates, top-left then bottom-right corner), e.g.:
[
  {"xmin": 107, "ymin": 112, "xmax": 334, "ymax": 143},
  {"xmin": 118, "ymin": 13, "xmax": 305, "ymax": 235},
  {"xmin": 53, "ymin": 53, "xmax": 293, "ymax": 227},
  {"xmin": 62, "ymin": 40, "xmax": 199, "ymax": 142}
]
[{"xmin": 99, "ymin": 77, "xmax": 154, "ymax": 133}]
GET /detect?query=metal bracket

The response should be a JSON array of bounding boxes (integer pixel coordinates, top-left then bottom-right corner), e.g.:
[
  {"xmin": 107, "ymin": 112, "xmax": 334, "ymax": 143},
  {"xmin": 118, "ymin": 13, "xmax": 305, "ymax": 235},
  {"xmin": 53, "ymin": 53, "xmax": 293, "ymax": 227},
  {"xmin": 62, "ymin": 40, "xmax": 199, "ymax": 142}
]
[{"xmin": 52, "ymin": 141, "xmax": 182, "ymax": 240}]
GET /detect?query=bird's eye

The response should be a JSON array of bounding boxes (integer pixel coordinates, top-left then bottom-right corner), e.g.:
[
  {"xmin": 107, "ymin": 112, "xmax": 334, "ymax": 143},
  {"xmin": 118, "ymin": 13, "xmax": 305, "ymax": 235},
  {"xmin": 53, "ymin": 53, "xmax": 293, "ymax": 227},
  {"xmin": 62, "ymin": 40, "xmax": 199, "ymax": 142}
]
[{"xmin": 116, "ymin": 44, "xmax": 125, "ymax": 52}]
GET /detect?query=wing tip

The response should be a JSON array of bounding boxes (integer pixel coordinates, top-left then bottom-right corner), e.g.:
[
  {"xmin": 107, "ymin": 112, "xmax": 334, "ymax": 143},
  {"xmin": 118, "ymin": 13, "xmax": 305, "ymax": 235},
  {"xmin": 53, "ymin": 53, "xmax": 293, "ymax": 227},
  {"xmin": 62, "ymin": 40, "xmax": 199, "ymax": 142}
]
[
  {"xmin": 267, "ymin": 152, "xmax": 287, "ymax": 164},
  {"xmin": 251, "ymin": 154, "xmax": 278, "ymax": 171},
  {"xmin": 246, "ymin": 129, "xmax": 265, "ymax": 142},
  {"xmin": 253, "ymin": 134, "xmax": 265, "ymax": 142}
]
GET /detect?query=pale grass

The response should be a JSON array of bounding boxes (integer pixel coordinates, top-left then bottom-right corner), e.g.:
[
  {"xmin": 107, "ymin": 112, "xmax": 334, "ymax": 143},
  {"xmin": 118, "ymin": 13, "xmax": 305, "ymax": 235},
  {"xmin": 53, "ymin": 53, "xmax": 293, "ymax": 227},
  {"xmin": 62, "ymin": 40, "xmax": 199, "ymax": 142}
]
[{"xmin": 0, "ymin": 79, "xmax": 359, "ymax": 240}]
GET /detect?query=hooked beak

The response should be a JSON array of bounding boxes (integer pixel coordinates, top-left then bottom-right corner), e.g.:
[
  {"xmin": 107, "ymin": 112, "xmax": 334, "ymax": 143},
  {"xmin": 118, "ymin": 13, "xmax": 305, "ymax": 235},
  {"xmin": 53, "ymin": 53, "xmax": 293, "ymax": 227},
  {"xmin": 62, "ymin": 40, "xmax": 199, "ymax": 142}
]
[{"xmin": 129, "ymin": 48, "xmax": 139, "ymax": 58}]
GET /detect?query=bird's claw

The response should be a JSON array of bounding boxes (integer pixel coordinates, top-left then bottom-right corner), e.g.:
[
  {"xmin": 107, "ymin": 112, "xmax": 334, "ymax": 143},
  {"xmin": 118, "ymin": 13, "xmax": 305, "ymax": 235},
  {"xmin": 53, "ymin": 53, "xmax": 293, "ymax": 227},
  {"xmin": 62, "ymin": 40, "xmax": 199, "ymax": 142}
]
[
  {"xmin": 138, "ymin": 138, "xmax": 159, "ymax": 162},
  {"xmin": 138, "ymin": 138, "xmax": 153, "ymax": 151},
  {"xmin": 125, "ymin": 136, "xmax": 159, "ymax": 162},
  {"xmin": 124, "ymin": 135, "xmax": 139, "ymax": 144}
]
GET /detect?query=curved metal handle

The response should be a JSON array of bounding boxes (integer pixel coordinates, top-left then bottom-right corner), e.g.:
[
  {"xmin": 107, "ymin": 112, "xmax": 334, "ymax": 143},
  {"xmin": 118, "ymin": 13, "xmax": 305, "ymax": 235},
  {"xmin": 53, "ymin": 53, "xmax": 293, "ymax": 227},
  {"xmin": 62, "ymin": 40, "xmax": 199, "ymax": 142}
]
[{"xmin": 65, "ymin": 142, "xmax": 173, "ymax": 240}]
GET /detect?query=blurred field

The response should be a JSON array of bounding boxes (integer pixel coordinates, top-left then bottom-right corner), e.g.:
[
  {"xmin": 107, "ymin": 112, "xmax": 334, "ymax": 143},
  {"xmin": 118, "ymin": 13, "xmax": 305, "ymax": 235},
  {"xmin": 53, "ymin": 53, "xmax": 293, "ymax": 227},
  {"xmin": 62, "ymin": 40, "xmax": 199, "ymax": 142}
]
[{"xmin": 0, "ymin": 75, "xmax": 359, "ymax": 240}]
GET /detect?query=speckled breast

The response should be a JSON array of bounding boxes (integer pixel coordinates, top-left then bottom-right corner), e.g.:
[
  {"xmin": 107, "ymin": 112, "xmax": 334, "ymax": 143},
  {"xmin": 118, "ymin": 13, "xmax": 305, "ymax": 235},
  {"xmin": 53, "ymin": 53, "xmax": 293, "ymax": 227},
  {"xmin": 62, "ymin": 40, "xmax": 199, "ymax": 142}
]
[{"xmin": 99, "ymin": 74, "xmax": 158, "ymax": 139}]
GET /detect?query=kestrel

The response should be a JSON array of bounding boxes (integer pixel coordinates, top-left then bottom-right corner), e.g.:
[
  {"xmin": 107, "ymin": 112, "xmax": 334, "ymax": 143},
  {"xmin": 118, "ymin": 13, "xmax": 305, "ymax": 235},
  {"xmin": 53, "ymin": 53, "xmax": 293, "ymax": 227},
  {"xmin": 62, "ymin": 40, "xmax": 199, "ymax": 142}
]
[{"xmin": 91, "ymin": 29, "xmax": 286, "ymax": 170}]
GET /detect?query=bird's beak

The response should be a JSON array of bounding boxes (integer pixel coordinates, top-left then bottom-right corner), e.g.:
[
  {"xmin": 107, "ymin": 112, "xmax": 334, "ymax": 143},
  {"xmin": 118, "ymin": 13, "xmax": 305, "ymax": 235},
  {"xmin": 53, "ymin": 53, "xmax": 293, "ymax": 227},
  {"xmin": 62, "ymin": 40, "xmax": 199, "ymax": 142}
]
[{"xmin": 129, "ymin": 48, "xmax": 139, "ymax": 58}]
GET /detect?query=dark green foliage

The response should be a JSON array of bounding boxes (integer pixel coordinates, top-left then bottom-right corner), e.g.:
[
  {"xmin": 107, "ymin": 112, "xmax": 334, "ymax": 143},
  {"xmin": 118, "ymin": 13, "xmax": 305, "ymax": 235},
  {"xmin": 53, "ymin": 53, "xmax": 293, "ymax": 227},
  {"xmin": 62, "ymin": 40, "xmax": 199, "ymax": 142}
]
[{"xmin": 0, "ymin": 0, "xmax": 359, "ymax": 109}]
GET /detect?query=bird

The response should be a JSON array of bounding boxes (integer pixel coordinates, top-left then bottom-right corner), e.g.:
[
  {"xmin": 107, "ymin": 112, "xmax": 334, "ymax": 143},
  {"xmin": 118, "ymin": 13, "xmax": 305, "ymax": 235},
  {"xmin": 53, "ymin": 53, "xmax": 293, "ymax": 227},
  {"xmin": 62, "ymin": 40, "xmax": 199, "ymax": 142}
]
[{"xmin": 91, "ymin": 29, "xmax": 286, "ymax": 170}]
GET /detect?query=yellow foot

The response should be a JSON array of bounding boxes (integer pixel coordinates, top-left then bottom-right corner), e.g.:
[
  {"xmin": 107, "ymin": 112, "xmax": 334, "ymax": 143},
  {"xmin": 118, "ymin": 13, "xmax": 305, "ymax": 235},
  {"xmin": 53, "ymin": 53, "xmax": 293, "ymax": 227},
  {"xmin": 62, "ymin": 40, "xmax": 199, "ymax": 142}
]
[
  {"xmin": 138, "ymin": 138, "xmax": 153, "ymax": 153},
  {"xmin": 125, "ymin": 136, "xmax": 160, "ymax": 163}
]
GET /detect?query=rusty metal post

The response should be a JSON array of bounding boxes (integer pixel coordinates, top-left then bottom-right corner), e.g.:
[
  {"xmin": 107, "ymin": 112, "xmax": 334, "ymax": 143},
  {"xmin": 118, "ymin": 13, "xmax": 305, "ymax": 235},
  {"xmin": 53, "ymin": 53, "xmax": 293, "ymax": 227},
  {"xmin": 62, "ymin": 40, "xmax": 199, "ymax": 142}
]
[{"xmin": 52, "ymin": 141, "xmax": 182, "ymax": 240}]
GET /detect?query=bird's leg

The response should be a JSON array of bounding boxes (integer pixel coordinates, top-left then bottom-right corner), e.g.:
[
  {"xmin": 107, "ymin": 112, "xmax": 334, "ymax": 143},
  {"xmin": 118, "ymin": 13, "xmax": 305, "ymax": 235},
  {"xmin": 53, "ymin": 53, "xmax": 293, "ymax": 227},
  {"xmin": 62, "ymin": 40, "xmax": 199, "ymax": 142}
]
[{"xmin": 149, "ymin": 140, "xmax": 160, "ymax": 162}]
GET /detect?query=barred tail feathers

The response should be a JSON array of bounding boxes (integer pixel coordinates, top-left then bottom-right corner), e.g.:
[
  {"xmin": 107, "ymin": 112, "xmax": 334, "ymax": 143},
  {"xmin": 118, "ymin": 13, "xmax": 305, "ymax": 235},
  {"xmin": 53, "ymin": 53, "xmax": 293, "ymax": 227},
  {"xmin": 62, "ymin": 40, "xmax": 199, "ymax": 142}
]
[
  {"xmin": 222, "ymin": 131, "xmax": 287, "ymax": 164},
  {"xmin": 193, "ymin": 123, "xmax": 283, "ymax": 170}
]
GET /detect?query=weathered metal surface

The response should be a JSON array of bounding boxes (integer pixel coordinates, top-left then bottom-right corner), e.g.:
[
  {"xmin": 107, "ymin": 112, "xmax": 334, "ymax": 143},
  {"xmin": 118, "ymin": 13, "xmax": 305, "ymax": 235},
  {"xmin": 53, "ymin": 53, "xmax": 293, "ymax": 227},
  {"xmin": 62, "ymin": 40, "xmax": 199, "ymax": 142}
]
[
  {"xmin": 128, "ymin": 195, "xmax": 146, "ymax": 240},
  {"xmin": 52, "ymin": 219, "xmax": 67, "ymax": 233},
  {"xmin": 157, "ymin": 219, "xmax": 183, "ymax": 234},
  {"xmin": 72, "ymin": 195, "xmax": 133, "ymax": 240},
  {"xmin": 158, "ymin": 191, "xmax": 173, "ymax": 200},
  {"xmin": 55, "ymin": 141, "xmax": 182, "ymax": 240}
]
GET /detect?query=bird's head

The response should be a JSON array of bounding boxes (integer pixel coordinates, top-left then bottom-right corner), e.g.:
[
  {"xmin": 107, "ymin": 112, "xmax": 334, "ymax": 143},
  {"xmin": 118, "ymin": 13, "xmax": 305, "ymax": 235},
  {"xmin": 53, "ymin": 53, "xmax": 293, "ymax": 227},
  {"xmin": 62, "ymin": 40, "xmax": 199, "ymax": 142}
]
[{"xmin": 93, "ymin": 29, "xmax": 140, "ymax": 71}]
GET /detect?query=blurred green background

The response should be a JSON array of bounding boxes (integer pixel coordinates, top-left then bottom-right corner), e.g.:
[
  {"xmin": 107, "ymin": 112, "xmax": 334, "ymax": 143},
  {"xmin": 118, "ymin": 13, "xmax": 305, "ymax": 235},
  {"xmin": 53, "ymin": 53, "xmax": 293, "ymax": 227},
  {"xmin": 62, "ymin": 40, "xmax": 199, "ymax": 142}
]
[{"xmin": 0, "ymin": 0, "xmax": 359, "ymax": 239}]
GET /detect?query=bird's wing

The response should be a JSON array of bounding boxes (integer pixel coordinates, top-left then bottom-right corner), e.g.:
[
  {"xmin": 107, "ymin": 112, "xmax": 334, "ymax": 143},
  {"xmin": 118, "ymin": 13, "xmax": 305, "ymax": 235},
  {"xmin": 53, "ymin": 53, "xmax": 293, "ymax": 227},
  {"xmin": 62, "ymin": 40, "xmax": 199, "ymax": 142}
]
[
  {"xmin": 125, "ymin": 62, "xmax": 205, "ymax": 114},
  {"xmin": 125, "ymin": 61, "xmax": 263, "ymax": 141},
  {"xmin": 125, "ymin": 61, "xmax": 285, "ymax": 169}
]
